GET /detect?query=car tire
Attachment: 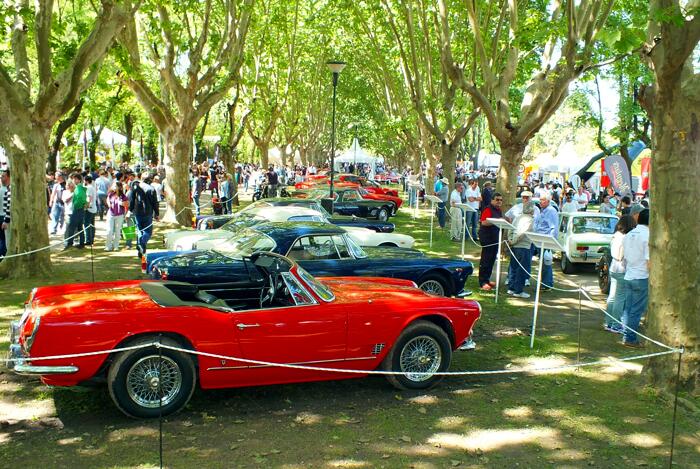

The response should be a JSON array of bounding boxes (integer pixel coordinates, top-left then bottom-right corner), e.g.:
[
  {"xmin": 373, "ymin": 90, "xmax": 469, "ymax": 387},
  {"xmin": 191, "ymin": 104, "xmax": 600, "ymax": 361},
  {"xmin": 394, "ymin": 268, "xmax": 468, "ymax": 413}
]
[
  {"xmin": 377, "ymin": 208, "xmax": 390, "ymax": 222},
  {"xmin": 108, "ymin": 337, "xmax": 197, "ymax": 419},
  {"xmin": 379, "ymin": 242, "xmax": 399, "ymax": 247},
  {"xmin": 389, "ymin": 202, "xmax": 398, "ymax": 216},
  {"xmin": 560, "ymin": 254, "xmax": 576, "ymax": 274},
  {"xmin": 382, "ymin": 320, "xmax": 452, "ymax": 390},
  {"xmin": 418, "ymin": 273, "xmax": 449, "ymax": 296},
  {"xmin": 598, "ymin": 260, "xmax": 610, "ymax": 295}
]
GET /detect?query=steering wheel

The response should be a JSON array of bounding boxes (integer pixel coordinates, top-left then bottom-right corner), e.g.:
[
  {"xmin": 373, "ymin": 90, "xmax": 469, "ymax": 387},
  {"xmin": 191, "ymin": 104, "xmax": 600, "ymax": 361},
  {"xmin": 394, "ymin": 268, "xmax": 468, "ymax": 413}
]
[{"xmin": 259, "ymin": 273, "xmax": 277, "ymax": 307}]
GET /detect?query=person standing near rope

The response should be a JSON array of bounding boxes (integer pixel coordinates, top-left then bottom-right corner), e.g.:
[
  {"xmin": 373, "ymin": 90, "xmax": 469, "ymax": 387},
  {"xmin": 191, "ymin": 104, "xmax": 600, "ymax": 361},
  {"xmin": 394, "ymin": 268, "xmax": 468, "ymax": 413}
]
[
  {"xmin": 533, "ymin": 194, "xmax": 558, "ymax": 290},
  {"xmin": 449, "ymin": 183, "xmax": 464, "ymax": 241},
  {"xmin": 128, "ymin": 172, "xmax": 159, "ymax": 257},
  {"xmin": 478, "ymin": 192, "xmax": 503, "ymax": 291},
  {"xmin": 507, "ymin": 201, "xmax": 535, "ymax": 298},
  {"xmin": 63, "ymin": 173, "xmax": 87, "ymax": 250},
  {"xmin": 621, "ymin": 209, "xmax": 650, "ymax": 348}
]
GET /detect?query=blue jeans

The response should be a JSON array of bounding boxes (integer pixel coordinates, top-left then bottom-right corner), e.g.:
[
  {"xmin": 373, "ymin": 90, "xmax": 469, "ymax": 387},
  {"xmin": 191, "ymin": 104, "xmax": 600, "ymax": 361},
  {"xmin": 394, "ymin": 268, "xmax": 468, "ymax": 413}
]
[
  {"xmin": 193, "ymin": 194, "xmax": 201, "ymax": 215},
  {"xmin": 437, "ymin": 202, "xmax": 446, "ymax": 228},
  {"xmin": 0, "ymin": 227, "xmax": 6, "ymax": 257},
  {"xmin": 465, "ymin": 211, "xmax": 479, "ymax": 240},
  {"xmin": 408, "ymin": 187, "xmax": 417, "ymax": 207},
  {"xmin": 510, "ymin": 247, "xmax": 532, "ymax": 294},
  {"xmin": 64, "ymin": 208, "xmax": 85, "ymax": 247},
  {"xmin": 622, "ymin": 278, "xmax": 648, "ymax": 344},
  {"xmin": 532, "ymin": 246, "xmax": 553, "ymax": 288},
  {"xmin": 135, "ymin": 215, "xmax": 153, "ymax": 253},
  {"xmin": 84, "ymin": 211, "xmax": 96, "ymax": 245},
  {"xmin": 605, "ymin": 272, "xmax": 626, "ymax": 328},
  {"xmin": 50, "ymin": 203, "xmax": 65, "ymax": 234}
]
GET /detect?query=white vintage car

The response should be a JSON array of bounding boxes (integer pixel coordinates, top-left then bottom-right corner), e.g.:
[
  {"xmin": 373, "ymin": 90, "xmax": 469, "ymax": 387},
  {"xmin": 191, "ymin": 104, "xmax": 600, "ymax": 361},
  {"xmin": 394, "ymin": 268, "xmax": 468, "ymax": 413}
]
[
  {"xmin": 165, "ymin": 205, "xmax": 415, "ymax": 251},
  {"xmin": 557, "ymin": 211, "xmax": 618, "ymax": 274}
]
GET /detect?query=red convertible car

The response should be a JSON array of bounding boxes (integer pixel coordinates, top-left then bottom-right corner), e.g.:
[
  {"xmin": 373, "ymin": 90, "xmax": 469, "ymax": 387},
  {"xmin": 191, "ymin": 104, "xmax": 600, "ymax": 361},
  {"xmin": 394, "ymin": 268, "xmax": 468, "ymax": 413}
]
[
  {"xmin": 8, "ymin": 253, "xmax": 481, "ymax": 418},
  {"xmin": 295, "ymin": 174, "xmax": 400, "ymax": 198}
]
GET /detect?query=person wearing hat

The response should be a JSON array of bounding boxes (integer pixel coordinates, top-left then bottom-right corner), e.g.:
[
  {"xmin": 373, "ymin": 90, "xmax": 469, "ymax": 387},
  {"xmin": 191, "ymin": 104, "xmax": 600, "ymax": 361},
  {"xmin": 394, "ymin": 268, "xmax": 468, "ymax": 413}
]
[{"xmin": 435, "ymin": 177, "xmax": 450, "ymax": 229}]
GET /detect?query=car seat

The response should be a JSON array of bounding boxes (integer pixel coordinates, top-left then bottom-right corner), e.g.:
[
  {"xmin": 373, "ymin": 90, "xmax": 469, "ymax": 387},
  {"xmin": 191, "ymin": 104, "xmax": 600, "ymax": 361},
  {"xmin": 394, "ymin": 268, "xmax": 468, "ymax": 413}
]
[{"xmin": 195, "ymin": 290, "xmax": 229, "ymax": 308}]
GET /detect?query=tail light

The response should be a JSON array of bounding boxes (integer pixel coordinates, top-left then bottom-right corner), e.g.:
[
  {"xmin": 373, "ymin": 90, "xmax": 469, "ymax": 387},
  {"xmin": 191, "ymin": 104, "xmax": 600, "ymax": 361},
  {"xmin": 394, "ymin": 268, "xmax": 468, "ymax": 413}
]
[
  {"xmin": 160, "ymin": 268, "xmax": 169, "ymax": 280},
  {"xmin": 576, "ymin": 246, "xmax": 589, "ymax": 251},
  {"xmin": 141, "ymin": 255, "xmax": 147, "ymax": 273}
]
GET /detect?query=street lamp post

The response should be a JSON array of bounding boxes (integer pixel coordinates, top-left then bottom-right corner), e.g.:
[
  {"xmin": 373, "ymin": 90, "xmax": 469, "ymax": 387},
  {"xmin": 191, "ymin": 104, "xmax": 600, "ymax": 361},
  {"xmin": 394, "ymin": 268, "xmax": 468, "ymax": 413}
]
[{"xmin": 327, "ymin": 61, "xmax": 346, "ymax": 200}]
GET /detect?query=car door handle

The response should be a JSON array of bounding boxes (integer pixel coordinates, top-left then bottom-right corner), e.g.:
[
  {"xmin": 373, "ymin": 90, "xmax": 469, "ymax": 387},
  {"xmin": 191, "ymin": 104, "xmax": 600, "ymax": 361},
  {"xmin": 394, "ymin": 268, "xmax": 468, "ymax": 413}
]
[{"xmin": 237, "ymin": 323, "xmax": 260, "ymax": 330}]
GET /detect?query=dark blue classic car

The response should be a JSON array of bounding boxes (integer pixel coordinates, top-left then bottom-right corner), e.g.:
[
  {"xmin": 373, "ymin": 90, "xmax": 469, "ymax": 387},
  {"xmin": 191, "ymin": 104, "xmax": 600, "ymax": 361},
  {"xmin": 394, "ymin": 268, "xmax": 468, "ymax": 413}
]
[
  {"xmin": 195, "ymin": 198, "xmax": 395, "ymax": 232},
  {"xmin": 147, "ymin": 222, "xmax": 473, "ymax": 297}
]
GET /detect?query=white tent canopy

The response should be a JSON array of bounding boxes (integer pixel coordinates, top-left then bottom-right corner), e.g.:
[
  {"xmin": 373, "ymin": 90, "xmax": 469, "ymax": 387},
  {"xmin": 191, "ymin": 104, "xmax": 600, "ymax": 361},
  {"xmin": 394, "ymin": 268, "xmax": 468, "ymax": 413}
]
[
  {"xmin": 75, "ymin": 127, "xmax": 128, "ymax": 145},
  {"xmin": 334, "ymin": 138, "xmax": 384, "ymax": 166}
]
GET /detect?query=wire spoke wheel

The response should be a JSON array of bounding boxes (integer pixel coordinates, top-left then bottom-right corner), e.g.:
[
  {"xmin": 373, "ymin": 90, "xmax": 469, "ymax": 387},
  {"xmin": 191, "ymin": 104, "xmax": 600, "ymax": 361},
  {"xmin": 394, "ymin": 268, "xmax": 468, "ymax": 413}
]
[
  {"xmin": 126, "ymin": 355, "xmax": 182, "ymax": 409},
  {"xmin": 399, "ymin": 335, "xmax": 442, "ymax": 382},
  {"xmin": 420, "ymin": 279, "xmax": 445, "ymax": 296}
]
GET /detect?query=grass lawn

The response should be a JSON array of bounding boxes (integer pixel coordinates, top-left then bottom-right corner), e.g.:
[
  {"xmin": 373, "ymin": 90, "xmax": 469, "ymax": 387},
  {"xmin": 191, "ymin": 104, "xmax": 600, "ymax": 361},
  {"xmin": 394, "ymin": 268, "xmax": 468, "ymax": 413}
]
[{"xmin": 1, "ymin": 189, "xmax": 698, "ymax": 468}]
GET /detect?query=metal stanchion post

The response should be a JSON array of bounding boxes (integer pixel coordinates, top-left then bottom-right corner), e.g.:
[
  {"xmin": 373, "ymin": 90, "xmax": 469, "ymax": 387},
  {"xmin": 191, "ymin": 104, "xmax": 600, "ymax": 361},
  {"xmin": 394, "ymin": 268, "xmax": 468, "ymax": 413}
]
[
  {"xmin": 668, "ymin": 346, "xmax": 684, "ymax": 469},
  {"xmin": 577, "ymin": 287, "xmax": 582, "ymax": 368},
  {"xmin": 530, "ymin": 241, "xmax": 545, "ymax": 349},
  {"xmin": 424, "ymin": 195, "xmax": 442, "ymax": 249}
]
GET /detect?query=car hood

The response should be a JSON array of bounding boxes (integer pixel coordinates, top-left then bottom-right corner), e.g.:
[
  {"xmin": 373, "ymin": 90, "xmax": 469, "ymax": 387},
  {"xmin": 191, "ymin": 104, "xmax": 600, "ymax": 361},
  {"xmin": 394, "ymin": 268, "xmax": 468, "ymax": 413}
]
[
  {"xmin": 362, "ymin": 246, "xmax": 425, "ymax": 258},
  {"xmin": 166, "ymin": 229, "xmax": 230, "ymax": 249}
]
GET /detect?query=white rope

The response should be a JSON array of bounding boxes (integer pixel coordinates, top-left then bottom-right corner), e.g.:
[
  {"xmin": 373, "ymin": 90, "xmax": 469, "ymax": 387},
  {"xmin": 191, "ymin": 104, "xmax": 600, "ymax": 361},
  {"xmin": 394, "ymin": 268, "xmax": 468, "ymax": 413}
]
[
  {"xmin": 1, "ymin": 341, "xmax": 680, "ymax": 377},
  {"xmin": 1, "ymin": 224, "xmax": 95, "ymax": 259},
  {"xmin": 579, "ymin": 288, "xmax": 674, "ymax": 351}
]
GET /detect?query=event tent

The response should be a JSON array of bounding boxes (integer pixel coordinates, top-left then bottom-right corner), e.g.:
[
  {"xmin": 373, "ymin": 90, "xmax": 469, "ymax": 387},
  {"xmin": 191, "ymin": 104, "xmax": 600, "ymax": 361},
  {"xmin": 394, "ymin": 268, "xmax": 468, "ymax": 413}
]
[
  {"xmin": 75, "ymin": 127, "xmax": 128, "ymax": 145},
  {"xmin": 334, "ymin": 138, "xmax": 383, "ymax": 168}
]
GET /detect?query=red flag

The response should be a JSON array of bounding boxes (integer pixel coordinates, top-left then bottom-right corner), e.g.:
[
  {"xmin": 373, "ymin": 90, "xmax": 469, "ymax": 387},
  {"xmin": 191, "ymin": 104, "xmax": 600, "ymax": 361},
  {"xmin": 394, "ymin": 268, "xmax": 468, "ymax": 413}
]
[
  {"xmin": 640, "ymin": 157, "xmax": 651, "ymax": 191},
  {"xmin": 600, "ymin": 159, "xmax": 610, "ymax": 187}
]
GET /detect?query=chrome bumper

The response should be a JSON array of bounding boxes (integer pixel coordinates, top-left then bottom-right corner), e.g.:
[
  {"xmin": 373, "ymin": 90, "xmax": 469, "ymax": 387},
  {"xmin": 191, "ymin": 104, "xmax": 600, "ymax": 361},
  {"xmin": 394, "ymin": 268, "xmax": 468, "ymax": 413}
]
[{"xmin": 7, "ymin": 320, "xmax": 79, "ymax": 375}]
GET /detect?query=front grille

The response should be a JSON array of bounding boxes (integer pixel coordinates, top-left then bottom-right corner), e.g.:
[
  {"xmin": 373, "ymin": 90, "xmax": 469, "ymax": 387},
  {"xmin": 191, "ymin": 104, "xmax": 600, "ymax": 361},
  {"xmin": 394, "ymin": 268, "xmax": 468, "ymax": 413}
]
[{"xmin": 371, "ymin": 343, "xmax": 385, "ymax": 355}]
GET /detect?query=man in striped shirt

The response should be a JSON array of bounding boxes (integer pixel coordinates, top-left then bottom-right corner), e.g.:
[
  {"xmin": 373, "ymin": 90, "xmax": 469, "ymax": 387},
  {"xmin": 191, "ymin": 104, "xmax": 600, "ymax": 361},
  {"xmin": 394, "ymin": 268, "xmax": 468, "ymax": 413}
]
[{"xmin": 0, "ymin": 169, "xmax": 10, "ymax": 257}]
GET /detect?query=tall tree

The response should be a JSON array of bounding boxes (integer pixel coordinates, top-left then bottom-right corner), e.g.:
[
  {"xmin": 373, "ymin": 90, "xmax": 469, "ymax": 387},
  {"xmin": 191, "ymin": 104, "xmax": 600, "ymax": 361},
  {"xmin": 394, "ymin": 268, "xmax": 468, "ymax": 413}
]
[
  {"xmin": 639, "ymin": 0, "xmax": 700, "ymax": 392},
  {"xmin": 439, "ymin": 0, "xmax": 616, "ymax": 205},
  {"xmin": 0, "ymin": 0, "xmax": 136, "ymax": 277},
  {"xmin": 119, "ymin": 0, "xmax": 253, "ymax": 225},
  {"xmin": 370, "ymin": 0, "xmax": 479, "ymax": 185}
]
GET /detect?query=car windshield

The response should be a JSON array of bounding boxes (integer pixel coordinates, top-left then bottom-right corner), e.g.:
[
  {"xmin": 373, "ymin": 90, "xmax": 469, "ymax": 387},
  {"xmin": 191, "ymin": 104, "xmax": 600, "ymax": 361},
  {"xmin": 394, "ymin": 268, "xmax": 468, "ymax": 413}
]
[
  {"xmin": 215, "ymin": 228, "xmax": 277, "ymax": 259},
  {"xmin": 345, "ymin": 235, "xmax": 367, "ymax": 259},
  {"xmin": 296, "ymin": 266, "xmax": 335, "ymax": 302},
  {"xmin": 572, "ymin": 216, "xmax": 617, "ymax": 234},
  {"xmin": 221, "ymin": 213, "xmax": 261, "ymax": 232}
]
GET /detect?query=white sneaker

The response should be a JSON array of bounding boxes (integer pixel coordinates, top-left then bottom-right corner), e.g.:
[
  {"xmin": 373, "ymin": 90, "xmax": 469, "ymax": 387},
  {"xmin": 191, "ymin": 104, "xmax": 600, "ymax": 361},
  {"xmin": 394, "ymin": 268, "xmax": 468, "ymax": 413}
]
[
  {"xmin": 510, "ymin": 291, "xmax": 530, "ymax": 298},
  {"xmin": 458, "ymin": 338, "xmax": 476, "ymax": 351},
  {"xmin": 507, "ymin": 290, "xmax": 515, "ymax": 295},
  {"xmin": 525, "ymin": 280, "xmax": 530, "ymax": 286}
]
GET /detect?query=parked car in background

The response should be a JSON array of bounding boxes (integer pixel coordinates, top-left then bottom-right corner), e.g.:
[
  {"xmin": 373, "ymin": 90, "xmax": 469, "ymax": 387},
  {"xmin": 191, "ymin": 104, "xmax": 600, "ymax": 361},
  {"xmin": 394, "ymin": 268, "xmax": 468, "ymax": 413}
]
[
  {"xmin": 557, "ymin": 212, "xmax": 618, "ymax": 274},
  {"xmin": 8, "ymin": 252, "xmax": 481, "ymax": 418},
  {"xmin": 147, "ymin": 222, "xmax": 473, "ymax": 297},
  {"xmin": 194, "ymin": 198, "xmax": 395, "ymax": 233},
  {"xmin": 303, "ymin": 188, "xmax": 397, "ymax": 221}
]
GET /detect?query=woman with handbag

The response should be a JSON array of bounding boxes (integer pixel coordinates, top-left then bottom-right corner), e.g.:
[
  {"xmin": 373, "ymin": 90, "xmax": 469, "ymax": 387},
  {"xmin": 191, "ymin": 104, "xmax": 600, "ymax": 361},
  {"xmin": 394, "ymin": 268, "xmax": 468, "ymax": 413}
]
[{"xmin": 105, "ymin": 182, "xmax": 129, "ymax": 251}]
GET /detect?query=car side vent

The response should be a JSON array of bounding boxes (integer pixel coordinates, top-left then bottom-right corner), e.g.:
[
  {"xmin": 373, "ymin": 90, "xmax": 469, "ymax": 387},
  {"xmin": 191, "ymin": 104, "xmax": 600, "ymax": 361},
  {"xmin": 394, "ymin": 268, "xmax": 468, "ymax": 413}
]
[{"xmin": 372, "ymin": 343, "xmax": 385, "ymax": 355}]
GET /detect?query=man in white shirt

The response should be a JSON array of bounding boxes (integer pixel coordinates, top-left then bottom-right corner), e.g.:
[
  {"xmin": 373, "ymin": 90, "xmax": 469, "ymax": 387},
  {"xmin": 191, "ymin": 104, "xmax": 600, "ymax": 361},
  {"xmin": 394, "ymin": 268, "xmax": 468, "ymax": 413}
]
[
  {"xmin": 621, "ymin": 208, "xmax": 650, "ymax": 347},
  {"xmin": 84, "ymin": 175, "xmax": 98, "ymax": 245},
  {"xmin": 561, "ymin": 192, "xmax": 579, "ymax": 213},
  {"xmin": 463, "ymin": 179, "xmax": 482, "ymax": 240},
  {"xmin": 505, "ymin": 190, "xmax": 540, "ymax": 221},
  {"xmin": 449, "ymin": 183, "xmax": 464, "ymax": 241},
  {"xmin": 574, "ymin": 186, "xmax": 589, "ymax": 211}
]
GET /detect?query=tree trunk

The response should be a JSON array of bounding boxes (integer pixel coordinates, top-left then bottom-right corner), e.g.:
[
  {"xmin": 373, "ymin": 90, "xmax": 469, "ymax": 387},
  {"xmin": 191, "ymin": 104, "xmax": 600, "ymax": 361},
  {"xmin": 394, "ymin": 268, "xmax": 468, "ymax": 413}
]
[
  {"xmin": 0, "ymin": 126, "xmax": 52, "ymax": 278},
  {"xmin": 163, "ymin": 127, "xmax": 195, "ymax": 227},
  {"xmin": 441, "ymin": 143, "xmax": 457, "ymax": 187},
  {"xmin": 644, "ymin": 79, "xmax": 700, "ymax": 392},
  {"xmin": 299, "ymin": 147, "xmax": 308, "ymax": 167},
  {"xmin": 49, "ymin": 100, "xmax": 84, "ymax": 173},
  {"xmin": 123, "ymin": 113, "xmax": 133, "ymax": 164},
  {"xmin": 496, "ymin": 144, "xmax": 525, "ymax": 210},
  {"xmin": 259, "ymin": 142, "xmax": 269, "ymax": 168}
]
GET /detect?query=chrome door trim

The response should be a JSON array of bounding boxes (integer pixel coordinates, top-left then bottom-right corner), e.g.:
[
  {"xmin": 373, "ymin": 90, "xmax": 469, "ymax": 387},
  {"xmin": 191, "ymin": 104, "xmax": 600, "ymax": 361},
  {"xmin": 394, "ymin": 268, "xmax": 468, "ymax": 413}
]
[{"xmin": 206, "ymin": 356, "xmax": 376, "ymax": 371}]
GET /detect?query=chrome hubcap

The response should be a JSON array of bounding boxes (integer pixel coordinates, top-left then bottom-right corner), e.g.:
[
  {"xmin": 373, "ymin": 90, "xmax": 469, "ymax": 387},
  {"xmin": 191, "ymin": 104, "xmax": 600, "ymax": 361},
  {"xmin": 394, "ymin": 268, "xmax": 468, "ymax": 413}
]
[
  {"xmin": 127, "ymin": 356, "xmax": 182, "ymax": 408},
  {"xmin": 399, "ymin": 336, "xmax": 442, "ymax": 382},
  {"xmin": 420, "ymin": 280, "xmax": 445, "ymax": 296}
]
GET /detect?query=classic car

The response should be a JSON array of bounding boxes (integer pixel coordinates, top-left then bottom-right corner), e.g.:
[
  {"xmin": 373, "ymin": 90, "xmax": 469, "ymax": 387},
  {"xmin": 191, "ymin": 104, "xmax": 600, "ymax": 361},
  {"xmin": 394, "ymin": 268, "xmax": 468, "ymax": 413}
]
[
  {"xmin": 165, "ymin": 206, "xmax": 326, "ymax": 250},
  {"xmin": 374, "ymin": 172, "xmax": 402, "ymax": 184},
  {"xmin": 170, "ymin": 206, "xmax": 413, "ymax": 251},
  {"xmin": 295, "ymin": 174, "xmax": 400, "ymax": 197},
  {"xmin": 306, "ymin": 188, "xmax": 397, "ymax": 221},
  {"xmin": 194, "ymin": 198, "xmax": 395, "ymax": 233},
  {"xmin": 557, "ymin": 212, "xmax": 618, "ymax": 273},
  {"xmin": 8, "ymin": 252, "xmax": 481, "ymax": 418},
  {"xmin": 147, "ymin": 222, "xmax": 473, "ymax": 297}
]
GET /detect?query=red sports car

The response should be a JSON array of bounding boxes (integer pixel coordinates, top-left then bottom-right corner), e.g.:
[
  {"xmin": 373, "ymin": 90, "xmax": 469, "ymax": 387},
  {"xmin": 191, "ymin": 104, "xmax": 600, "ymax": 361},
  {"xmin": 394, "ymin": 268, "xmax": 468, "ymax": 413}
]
[{"xmin": 8, "ymin": 253, "xmax": 481, "ymax": 418}]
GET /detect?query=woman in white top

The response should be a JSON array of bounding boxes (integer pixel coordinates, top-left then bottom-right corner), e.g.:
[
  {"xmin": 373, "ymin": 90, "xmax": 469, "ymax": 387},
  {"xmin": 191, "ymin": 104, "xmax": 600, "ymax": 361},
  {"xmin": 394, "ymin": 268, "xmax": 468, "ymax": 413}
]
[{"xmin": 604, "ymin": 215, "xmax": 637, "ymax": 332}]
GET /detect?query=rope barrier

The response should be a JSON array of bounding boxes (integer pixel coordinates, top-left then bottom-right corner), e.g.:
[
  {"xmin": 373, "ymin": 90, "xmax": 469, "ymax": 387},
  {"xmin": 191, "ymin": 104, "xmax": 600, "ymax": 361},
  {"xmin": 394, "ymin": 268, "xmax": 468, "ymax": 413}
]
[
  {"xmin": 1, "ymin": 340, "xmax": 680, "ymax": 376},
  {"xmin": 0, "ymin": 224, "xmax": 95, "ymax": 259}
]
